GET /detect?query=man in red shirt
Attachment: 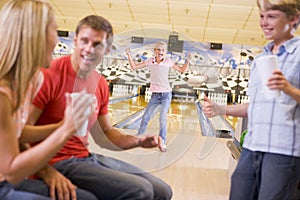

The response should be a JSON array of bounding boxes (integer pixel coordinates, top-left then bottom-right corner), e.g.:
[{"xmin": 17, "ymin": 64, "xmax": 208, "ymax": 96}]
[{"xmin": 16, "ymin": 15, "xmax": 172, "ymax": 200}]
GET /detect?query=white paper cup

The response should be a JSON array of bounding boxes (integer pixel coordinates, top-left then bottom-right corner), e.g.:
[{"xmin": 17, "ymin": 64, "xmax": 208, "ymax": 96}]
[
  {"xmin": 70, "ymin": 92, "xmax": 92, "ymax": 136},
  {"xmin": 255, "ymin": 55, "xmax": 280, "ymax": 99}
]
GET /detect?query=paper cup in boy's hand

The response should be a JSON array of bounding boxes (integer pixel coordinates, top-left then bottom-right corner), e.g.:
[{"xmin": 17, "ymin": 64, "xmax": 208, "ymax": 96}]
[
  {"xmin": 255, "ymin": 55, "xmax": 280, "ymax": 99},
  {"xmin": 70, "ymin": 92, "xmax": 93, "ymax": 137}
]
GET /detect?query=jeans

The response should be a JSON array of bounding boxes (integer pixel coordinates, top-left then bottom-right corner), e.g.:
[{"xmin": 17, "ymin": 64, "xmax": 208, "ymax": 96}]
[
  {"xmin": 15, "ymin": 179, "xmax": 97, "ymax": 200},
  {"xmin": 0, "ymin": 181, "xmax": 50, "ymax": 200},
  {"xmin": 230, "ymin": 148, "xmax": 300, "ymax": 200},
  {"xmin": 138, "ymin": 92, "xmax": 172, "ymax": 144},
  {"xmin": 18, "ymin": 154, "xmax": 172, "ymax": 200}
]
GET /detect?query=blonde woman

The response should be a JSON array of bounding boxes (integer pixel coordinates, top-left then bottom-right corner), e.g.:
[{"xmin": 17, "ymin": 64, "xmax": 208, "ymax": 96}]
[{"xmin": 0, "ymin": 1, "xmax": 95, "ymax": 199}]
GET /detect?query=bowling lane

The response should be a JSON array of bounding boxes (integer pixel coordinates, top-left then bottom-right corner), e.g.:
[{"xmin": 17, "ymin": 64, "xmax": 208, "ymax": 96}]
[
  {"xmin": 108, "ymin": 95, "xmax": 145, "ymax": 125},
  {"xmin": 89, "ymin": 95, "xmax": 201, "ymax": 169},
  {"xmin": 110, "ymin": 95, "xmax": 200, "ymax": 133},
  {"xmin": 88, "ymin": 96, "xmax": 232, "ymax": 200}
]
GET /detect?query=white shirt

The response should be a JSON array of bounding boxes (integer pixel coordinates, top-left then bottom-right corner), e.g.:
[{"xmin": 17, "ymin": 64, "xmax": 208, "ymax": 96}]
[
  {"xmin": 145, "ymin": 57, "xmax": 174, "ymax": 92},
  {"xmin": 244, "ymin": 37, "xmax": 300, "ymax": 157}
]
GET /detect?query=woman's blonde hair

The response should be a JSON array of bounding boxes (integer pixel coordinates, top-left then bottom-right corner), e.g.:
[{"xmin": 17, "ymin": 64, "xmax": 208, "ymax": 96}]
[
  {"xmin": 154, "ymin": 41, "xmax": 167, "ymax": 50},
  {"xmin": 0, "ymin": 0, "xmax": 53, "ymax": 111},
  {"xmin": 257, "ymin": 0, "xmax": 300, "ymax": 28}
]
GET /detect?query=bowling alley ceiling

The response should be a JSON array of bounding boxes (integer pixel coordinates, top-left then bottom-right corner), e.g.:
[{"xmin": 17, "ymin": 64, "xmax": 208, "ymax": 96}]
[{"xmin": 1, "ymin": 0, "xmax": 300, "ymax": 47}]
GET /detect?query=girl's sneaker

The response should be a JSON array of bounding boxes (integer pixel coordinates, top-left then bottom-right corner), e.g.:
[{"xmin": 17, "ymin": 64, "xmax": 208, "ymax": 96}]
[{"xmin": 159, "ymin": 143, "xmax": 167, "ymax": 152}]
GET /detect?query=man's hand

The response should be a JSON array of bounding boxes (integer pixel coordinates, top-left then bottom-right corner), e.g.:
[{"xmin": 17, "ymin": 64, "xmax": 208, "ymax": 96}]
[
  {"xmin": 37, "ymin": 165, "xmax": 77, "ymax": 200},
  {"xmin": 138, "ymin": 135, "xmax": 162, "ymax": 149}
]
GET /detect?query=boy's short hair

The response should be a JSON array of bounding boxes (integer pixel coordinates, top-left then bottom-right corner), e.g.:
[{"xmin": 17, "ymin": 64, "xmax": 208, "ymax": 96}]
[{"xmin": 257, "ymin": 0, "xmax": 300, "ymax": 29}]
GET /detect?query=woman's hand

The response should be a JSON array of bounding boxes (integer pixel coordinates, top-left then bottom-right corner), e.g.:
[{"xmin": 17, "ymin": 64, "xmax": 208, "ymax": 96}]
[{"xmin": 63, "ymin": 91, "xmax": 94, "ymax": 137}]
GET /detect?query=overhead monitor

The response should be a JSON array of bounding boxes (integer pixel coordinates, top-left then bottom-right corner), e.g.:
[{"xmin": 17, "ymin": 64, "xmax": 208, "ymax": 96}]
[
  {"xmin": 210, "ymin": 42, "xmax": 222, "ymax": 50},
  {"xmin": 168, "ymin": 35, "xmax": 183, "ymax": 53},
  {"xmin": 131, "ymin": 36, "xmax": 144, "ymax": 43},
  {"xmin": 57, "ymin": 30, "xmax": 69, "ymax": 37}
]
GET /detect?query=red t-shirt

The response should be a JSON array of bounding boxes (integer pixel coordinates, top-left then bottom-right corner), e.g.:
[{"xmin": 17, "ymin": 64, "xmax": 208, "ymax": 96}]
[{"xmin": 33, "ymin": 55, "xmax": 109, "ymax": 164}]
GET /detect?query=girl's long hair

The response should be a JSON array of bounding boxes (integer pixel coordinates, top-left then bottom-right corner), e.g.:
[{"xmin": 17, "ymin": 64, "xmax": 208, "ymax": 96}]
[{"xmin": 0, "ymin": 0, "xmax": 53, "ymax": 112}]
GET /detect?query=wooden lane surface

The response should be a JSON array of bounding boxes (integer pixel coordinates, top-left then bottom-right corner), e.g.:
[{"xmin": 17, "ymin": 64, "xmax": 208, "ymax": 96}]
[{"xmin": 88, "ymin": 96, "xmax": 233, "ymax": 200}]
